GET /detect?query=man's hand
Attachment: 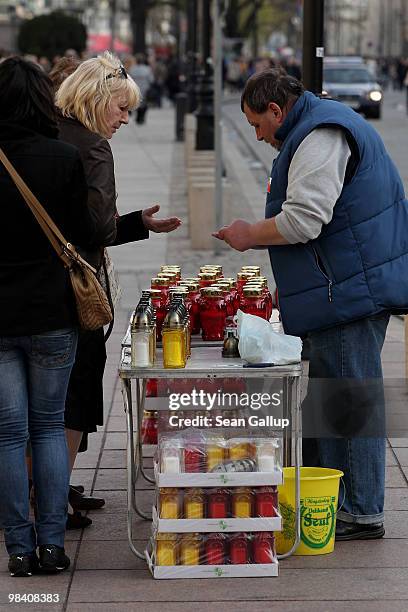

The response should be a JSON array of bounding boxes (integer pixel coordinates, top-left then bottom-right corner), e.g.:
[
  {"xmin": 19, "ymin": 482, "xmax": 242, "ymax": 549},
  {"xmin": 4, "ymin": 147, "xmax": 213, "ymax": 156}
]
[
  {"xmin": 142, "ymin": 204, "xmax": 181, "ymax": 233},
  {"xmin": 212, "ymin": 219, "xmax": 254, "ymax": 252}
]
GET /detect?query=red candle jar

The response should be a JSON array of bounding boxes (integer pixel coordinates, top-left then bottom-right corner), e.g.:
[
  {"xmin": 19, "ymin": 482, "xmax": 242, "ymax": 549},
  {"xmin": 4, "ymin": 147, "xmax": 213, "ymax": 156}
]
[
  {"xmin": 230, "ymin": 533, "xmax": 249, "ymax": 565},
  {"xmin": 179, "ymin": 282, "xmax": 201, "ymax": 334},
  {"xmin": 205, "ymin": 534, "xmax": 225, "ymax": 565},
  {"xmin": 208, "ymin": 489, "xmax": 229, "ymax": 518},
  {"xmin": 146, "ymin": 378, "xmax": 158, "ymax": 397},
  {"xmin": 215, "ymin": 284, "xmax": 234, "ymax": 317},
  {"xmin": 198, "ymin": 271, "xmax": 218, "ymax": 289},
  {"xmin": 222, "ymin": 279, "xmax": 240, "ymax": 314},
  {"xmin": 253, "ymin": 532, "xmax": 275, "ymax": 564},
  {"xmin": 246, "ymin": 278, "xmax": 273, "ymax": 320},
  {"xmin": 141, "ymin": 411, "xmax": 158, "ymax": 444},
  {"xmin": 184, "ymin": 444, "xmax": 205, "ymax": 473},
  {"xmin": 240, "ymin": 287, "xmax": 268, "ymax": 320},
  {"xmin": 200, "ymin": 288, "xmax": 227, "ymax": 341},
  {"xmin": 236, "ymin": 271, "xmax": 257, "ymax": 294},
  {"xmin": 255, "ymin": 487, "xmax": 277, "ymax": 517},
  {"xmin": 151, "ymin": 276, "xmax": 171, "ymax": 301},
  {"xmin": 157, "ymin": 379, "xmax": 168, "ymax": 396},
  {"xmin": 148, "ymin": 289, "xmax": 166, "ymax": 340}
]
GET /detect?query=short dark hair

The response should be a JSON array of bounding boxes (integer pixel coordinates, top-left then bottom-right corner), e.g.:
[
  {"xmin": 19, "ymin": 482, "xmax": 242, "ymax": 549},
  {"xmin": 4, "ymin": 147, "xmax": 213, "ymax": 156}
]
[
  {"xmin": 241, "ymin": 69, "xmax": 305, "ymax": 114},
  {"xmin": 0, "ymin": 56, "xmax": 58, "ymax": 137}
]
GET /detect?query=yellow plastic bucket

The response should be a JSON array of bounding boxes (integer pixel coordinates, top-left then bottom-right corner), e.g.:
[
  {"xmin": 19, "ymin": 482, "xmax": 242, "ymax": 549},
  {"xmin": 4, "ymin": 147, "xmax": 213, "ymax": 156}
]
[{"xmin": 276, "ymin": 467, "xmax": 344, "ymax": 556}]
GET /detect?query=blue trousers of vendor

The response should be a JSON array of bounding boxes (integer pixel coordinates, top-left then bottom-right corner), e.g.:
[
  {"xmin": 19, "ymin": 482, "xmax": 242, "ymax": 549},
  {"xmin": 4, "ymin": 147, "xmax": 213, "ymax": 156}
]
[{"xmin": 214, "ymin": 71, "xmax": 408, "ymax": 540}]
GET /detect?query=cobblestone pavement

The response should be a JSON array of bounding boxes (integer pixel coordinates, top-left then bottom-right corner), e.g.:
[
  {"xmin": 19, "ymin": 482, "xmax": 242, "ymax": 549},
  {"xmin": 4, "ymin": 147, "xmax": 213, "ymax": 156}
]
[{"xmin": 1, "ymin": 104, "xmax": 408, "ymax": 611}]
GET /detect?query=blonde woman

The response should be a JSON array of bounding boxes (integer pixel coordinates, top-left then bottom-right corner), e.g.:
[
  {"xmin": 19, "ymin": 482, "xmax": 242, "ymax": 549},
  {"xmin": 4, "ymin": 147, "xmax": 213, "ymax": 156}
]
[{"xmin": 55, "ymin": 52, "xmax": 181, "ymax": 527}]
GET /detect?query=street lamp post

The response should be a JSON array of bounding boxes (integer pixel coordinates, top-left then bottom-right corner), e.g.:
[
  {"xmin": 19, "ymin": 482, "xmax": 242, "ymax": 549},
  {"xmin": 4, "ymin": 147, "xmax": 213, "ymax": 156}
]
[
  {"xmin": 302, "ymin": 0, "xmax": 325, "ymax": 95},
  {"xmin": 195, "ymin": 0, "xmax": 214, "ymax": 150},
  {"xmin": 186, "ymin": 0, "xmax": 199, "ymax": 112}
]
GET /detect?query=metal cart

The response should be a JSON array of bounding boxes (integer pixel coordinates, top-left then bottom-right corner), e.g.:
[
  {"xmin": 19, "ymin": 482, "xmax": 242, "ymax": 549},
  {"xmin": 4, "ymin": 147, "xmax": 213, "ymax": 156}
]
[{"xmin": 119, "ymin": 336, "xmax": 302, "ymax": 562}]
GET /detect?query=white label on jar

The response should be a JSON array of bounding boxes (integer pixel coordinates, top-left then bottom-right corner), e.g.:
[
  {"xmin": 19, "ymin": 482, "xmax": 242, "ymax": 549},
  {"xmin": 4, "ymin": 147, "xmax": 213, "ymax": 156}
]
[
  {"xmin": 257, "ymin": 454, "xmax": 275, "ymax": 472},
  {"xmin": 162, "ymin": 455, "xmax": 181, "ymax": 474},
  {"xmin": 131, "ymin": 334, "xmax": 151, "ymax": 367}
]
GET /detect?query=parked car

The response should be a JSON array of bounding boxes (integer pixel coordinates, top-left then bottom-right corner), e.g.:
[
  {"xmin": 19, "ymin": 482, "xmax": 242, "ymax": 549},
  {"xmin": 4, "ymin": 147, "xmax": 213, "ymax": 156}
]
[{"xmin": 323, "ymin": 57, "xmax": 383, "ymax": 119}]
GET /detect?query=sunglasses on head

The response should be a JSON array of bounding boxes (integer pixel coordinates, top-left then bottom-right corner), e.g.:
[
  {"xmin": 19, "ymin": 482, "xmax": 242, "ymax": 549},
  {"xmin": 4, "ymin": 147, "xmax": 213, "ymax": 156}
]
[{"xmin": 106, "ymin": 65, "xmax": 128, "ymax": 80}]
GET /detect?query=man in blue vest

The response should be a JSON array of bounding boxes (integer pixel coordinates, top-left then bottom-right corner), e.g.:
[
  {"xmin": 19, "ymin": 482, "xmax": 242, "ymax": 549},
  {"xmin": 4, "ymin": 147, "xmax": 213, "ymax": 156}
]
[{"xmin": 214, "ymin": 69, "xmax": 408, "ymax": 540}]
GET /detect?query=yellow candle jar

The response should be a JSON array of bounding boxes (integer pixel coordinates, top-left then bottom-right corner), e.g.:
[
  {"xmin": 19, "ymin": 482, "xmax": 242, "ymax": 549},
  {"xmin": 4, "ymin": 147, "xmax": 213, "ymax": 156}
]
[
  {"xmin": 232, "ymin": 487, "xmax": 252, "ymax": 518},
  {"xmin": 180, "ymin": 534, "xmax": 201, "ymax": 565},
  {"xmin": 206, "ymin": 443, "xmax": 225, "ymax": 471},
  {"xmin": 160, "ymin": 488, "xmax": 180, "ymax": 519},
  {"xmin": 184, "ymin": 488, "xmax": 205, "ymax": 519},
  {"xmin": 162, "ymin": 326, "xmax": 186, "ymax": 368},
  {"xmin": 156, "ymin": 533, "xmax": 178, "ymax": 566},
  {"xmin": 228, "ymin": 441, "xmax": 250, "ymax": 460}
]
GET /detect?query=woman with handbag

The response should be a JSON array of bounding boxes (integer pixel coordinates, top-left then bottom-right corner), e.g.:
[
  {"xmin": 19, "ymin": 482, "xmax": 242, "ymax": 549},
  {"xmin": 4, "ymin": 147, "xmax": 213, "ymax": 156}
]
[
  {"xmin": 53, "ymin": 52, "xmax": 181, "ymax": 527},
  {"xmin": 0, "ymin": 57, "xmax": 97, "ymax": 576}
]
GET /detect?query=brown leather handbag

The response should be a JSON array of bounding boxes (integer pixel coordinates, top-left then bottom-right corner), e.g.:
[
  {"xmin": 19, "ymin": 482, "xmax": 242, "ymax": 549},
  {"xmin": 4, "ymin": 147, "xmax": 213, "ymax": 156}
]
[{"xmin": 0, "ymin": 148, "xmax": 113, "ymax": 331}]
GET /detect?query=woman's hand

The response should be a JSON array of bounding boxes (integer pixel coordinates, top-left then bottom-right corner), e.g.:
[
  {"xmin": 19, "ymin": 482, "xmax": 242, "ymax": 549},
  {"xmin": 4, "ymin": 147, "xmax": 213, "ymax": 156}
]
[{"xmin": 142, "ymin": 204, "xmax": 181, "ymax": 233}]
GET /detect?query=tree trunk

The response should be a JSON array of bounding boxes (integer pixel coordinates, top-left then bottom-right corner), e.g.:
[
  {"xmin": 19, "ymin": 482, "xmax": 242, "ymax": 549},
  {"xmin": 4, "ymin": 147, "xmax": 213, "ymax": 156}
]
[
  {"xmin": 129, "ymin": 0, "xmax": 148, "ymax": 54},
  {"xmin": 224, "ymin": 0, "xmax": 240, "ymax": 38}
]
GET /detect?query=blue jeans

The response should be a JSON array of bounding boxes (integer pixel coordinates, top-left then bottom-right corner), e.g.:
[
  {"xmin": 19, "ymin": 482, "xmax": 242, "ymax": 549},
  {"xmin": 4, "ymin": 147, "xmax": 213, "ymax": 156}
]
[
  {"xmin": 304, "ymin": 313, "xmax": 390, "ymax": 525},
  {"xmin": 0, "ymin": 328, "xmax": 77, "ymax": 555}
]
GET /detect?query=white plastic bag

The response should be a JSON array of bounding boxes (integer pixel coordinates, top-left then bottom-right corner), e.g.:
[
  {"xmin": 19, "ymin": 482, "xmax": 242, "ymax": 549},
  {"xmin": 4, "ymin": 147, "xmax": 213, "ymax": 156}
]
[{"xmin": 236, "ymin": 310, "xmax": 302, "ymax": 365}]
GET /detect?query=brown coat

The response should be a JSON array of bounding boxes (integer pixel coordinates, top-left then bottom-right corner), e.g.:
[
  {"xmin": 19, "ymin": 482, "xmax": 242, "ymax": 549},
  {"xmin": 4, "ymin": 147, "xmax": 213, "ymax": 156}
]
[{"xmin": 58, "ymin": 115, "xmax": 148, "ymax": 269}]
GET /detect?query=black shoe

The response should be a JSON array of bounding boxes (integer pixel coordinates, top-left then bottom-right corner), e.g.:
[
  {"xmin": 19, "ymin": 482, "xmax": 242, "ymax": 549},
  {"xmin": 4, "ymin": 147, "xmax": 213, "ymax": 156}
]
[
  {"xmin": 8, "ymin": 553, "xmax": 39, "ymax": 577},
  {"xmin": 38, "ymin": 545, "xmax": 70, "ymax": 573},
  {"xmin": 71, "ymin": 484, "xmax": 84, "ymax": 494},
  {"xmin": 66, "ymin": 511, "xmax": 92, "ymax": 530},
  {"xmin": 335, "ymin": 519, "xmax": 385, "ymax": 541},
  {"xmin": 69, "ymin": 486, "xmax": 105, "ymax": 511}
]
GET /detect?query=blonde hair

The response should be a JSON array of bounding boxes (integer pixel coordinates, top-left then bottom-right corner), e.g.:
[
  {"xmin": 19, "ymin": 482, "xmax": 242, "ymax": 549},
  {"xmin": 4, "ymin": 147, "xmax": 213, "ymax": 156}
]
[{"xmin": 56, "ymin": 51, "xmax": 140, "ymax": 138}]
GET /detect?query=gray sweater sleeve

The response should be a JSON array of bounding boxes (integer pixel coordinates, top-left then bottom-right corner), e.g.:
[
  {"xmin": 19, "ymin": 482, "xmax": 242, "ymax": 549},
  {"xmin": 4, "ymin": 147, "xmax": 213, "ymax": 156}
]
[{"xmin": 274, "ymin": 128, "xmax": 351, "ymax": 244}]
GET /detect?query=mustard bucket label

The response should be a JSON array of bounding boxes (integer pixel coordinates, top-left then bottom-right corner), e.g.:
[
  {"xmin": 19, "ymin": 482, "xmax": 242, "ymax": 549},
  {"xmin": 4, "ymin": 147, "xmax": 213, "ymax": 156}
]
[{"xmin": 300, "ymin": 495, "xmax": 336, "ymax": 549}]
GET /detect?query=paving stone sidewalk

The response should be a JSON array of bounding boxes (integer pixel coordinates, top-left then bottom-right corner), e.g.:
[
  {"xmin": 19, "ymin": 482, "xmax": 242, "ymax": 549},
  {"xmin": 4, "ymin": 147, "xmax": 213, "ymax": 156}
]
[{"xmin": 1, "ymin": 106, "xmax": 408, "ymax": 611}]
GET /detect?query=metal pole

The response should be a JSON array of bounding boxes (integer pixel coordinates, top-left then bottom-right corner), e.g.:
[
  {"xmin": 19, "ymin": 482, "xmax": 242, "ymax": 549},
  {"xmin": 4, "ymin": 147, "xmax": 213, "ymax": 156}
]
[
  {"xmin": 109, "ymin": 0, "xmax": 117, "ymax": 53},
  {"xmin": 302, "ymin": 0, "xmax": 325, "ymax": 94},
  {"xmin": 187, "ymin": 0, "xmax": 198, "ymax": 112},
  {"xmin": 213, "ymin": 0, "xmax": 223, "ymax": 255},
  {"xmin": 195, "ymin": 0, "xmax": 215, "ymax": 150}
]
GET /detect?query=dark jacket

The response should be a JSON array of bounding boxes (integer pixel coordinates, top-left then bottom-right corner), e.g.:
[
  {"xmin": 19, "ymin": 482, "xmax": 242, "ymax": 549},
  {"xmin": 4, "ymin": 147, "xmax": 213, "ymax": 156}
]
[
  {"xmin": 58, "ymin": 115, "xmax": 149, "ymax": 269},
  {"xmin": 266, "ymin": 91, "xmax": 408, "ymax": 336},
  {"xmin": 0, "ymin": 122, "xmax": 96, "ymax": 336}
]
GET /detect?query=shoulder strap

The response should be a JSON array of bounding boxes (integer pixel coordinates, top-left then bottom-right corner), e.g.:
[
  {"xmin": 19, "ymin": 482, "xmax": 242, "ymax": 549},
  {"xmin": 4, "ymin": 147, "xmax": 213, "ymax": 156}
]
[{"xmin": 0, "ymin": 147, "xmax": 96, "ymax": 273}]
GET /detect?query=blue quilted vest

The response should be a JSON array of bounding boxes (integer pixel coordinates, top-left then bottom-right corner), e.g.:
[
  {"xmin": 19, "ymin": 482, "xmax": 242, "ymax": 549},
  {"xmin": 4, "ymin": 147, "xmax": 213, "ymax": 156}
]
[{"xmin": 266, "ymin": 91, "xmax": 408, "ymax": 337}]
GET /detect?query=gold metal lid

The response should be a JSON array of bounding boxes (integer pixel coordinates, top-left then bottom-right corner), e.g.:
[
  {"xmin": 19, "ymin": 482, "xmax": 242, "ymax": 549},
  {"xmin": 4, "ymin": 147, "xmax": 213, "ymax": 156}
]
[
  {"xmin": 163, "ymin": 309, "xmax": 185, "ymax": 327},
  {"xmin": 246, "ymin": 278, "xmax": 267, "ymax": 288},
  {"xmin": 156, "ymin": 532, "xmax": 178, "ymax": 541},
  {"xmin": 142, "ymin": 288, "xmax": 162, "ymax": 297},
  {"xmin": 179, "ymin": 281, "xmax": 200, "ymax": 291},
  {"xmin": 237, "ymin": 272, "xmax": 256, "ymax": 281},
  {"xmin": 242, "ymin": 286, "xmax": 263, "ymax": 297},
  {"xmin": 168, "ymin": 286, "xmax": 188, "ymax": 293},
  {"xmin": 241, "ymin": 266, "xmax": 261, "ymax": 273},
  {"xmin": 151, "ymin": 277, "xmax": 170, "ymax": 286},
  {"xmin": 198, "ymin": 271, "xmax": 218, "ymax": 280},
  {"xmin": 161, "ymin": 265, "xmax": 181, "ymax": 272},
  {"xmin": 157, "ymin": 271, "xmax": 177, "ymax": 280},
  {"xmin": 201, "ymin": 287, "xmax": 223, "ymax": 297},
  {"xmin": 182, "ymin": 277, "xmax": 200, "ymax": 283},
  {"xmin": 200, "ymin": 265, "xmax": 222, "ymax": 272}
]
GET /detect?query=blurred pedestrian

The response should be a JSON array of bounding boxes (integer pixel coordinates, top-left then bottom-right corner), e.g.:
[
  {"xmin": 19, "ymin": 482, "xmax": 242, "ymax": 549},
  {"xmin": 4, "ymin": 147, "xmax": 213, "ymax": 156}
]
[
  {"xmin": 0, "ymin": 57, "xmax": 96, "ymax": 576},
  {"xmin": 129, "ymin": 53, "xmax": 154, "ymax": 124},
  {"xmin": 55, "ymin": 52, "xmax": 181, "ymax": 528}
]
